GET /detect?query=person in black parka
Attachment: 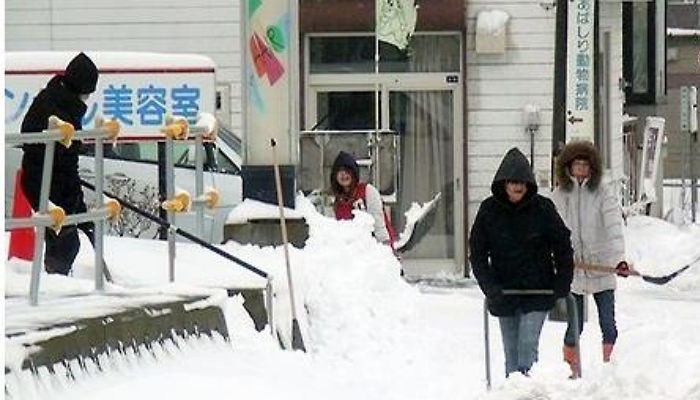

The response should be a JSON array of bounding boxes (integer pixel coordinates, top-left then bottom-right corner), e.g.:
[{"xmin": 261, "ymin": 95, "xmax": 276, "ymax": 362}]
[
  {"xmin": 20, "ymin": 52, "xmax": 99, "ymax": 275},
  {"xmin": 469, "ymin": 147, "xmax": 574, "ymax": 377}
]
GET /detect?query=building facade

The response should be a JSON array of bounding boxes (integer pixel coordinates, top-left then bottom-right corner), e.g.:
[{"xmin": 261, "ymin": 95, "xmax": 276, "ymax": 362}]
[{"xmin": 6, "ymin": 0, "xmax": 659, "ymax": 277}]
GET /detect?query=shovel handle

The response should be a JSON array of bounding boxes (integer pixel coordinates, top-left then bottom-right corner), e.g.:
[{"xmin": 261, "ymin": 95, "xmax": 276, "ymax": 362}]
[
  {"xmin": 576, "ymin": 262, "xmax": 641, "ymax": 277},
  {"xmin": 502, "ymin": 289, "xmax": 554, "ymax": 296}
]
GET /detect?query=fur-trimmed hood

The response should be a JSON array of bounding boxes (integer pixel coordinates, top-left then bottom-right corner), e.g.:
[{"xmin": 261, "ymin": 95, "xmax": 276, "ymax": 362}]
[{"xmin": 555, "ymin": 141, "xmax": 602, "ymax": 191}]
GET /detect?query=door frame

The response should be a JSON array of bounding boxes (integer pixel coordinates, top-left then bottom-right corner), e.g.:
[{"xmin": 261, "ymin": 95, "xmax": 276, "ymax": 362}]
[{"xmin": 306, "ymin": 74, "xmax": 465, "ymax": 276}]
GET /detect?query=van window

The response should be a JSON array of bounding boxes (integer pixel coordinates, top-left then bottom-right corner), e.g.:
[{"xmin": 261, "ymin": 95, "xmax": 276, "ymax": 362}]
[
  {"xmin": 82, "ymin": 141, "xmax": 240, "ymax": 174},
  {"xmin": 214, "ymin": 146, "xmax": 240, "ymax": 174}
]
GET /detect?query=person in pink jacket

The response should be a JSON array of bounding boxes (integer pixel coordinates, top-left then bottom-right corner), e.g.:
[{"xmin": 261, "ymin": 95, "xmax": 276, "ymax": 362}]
[{"xmin": 550, "ymin": 141, "xmax": 630, "ymax": 378}]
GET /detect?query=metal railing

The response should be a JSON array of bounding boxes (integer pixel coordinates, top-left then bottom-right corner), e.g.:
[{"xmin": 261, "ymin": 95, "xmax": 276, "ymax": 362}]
[
  {"xmin": 158, "ymin": 116, "xmax": 275, "ymax": 337},
  {"xmin": 6, "ymin": 115, "xmax": 276, "ymax": 336},
  {"xmin": 5, "ymin": 117, "xmax": 120, "ymax": 305}
]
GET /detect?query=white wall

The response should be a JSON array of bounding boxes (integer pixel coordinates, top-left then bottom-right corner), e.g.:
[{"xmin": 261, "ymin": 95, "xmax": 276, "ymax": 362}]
[
  {"xmin": 465, "ymin": 0, "xmax": 625, "ymax": 226},
  {"xmin": 466, "ymin": 0, "xmax": 557, "ymax": 225},
  {"xmin": 5, "ymin": 0, "xmax": 243, "ymax": 134}
]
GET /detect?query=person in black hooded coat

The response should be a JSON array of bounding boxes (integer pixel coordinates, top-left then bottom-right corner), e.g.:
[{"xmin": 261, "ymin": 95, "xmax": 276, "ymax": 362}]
[
  {"xmin": 20, "ymin": 52, "xmax": 99, "ymax": 275},
  {"xmin": 469, "ymin": 147, "xmax": 574, "ymax": 377}
]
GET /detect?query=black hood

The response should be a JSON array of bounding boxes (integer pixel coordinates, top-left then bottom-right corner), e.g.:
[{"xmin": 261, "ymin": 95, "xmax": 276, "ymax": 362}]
[
  {"xmin": 491, "ymin": 147, "xmax": 538, "ymax": 202},
  {"xmin": 63, "ymin": 52, "xmax": 98, "ymax": 95},
  {"xmin": 43, "ymin": 75, "xmax": 89, "ymax": 123},
  {"xmin": 330, "ymin": 151, "xmax": 360, "ymax": 193}
]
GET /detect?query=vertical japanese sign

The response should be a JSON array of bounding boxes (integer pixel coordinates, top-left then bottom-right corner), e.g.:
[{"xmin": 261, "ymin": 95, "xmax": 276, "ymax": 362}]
[
  {"xmin": 566, "ymin": 0, "xmax": 595, "ymax": 143},
  {"xmin": 244, "ymin": 0, "xmax": 291, "ymax": 165},
  {"xmin": 637, "ymin": 117, "xmax": 665, "ymax": 202}
]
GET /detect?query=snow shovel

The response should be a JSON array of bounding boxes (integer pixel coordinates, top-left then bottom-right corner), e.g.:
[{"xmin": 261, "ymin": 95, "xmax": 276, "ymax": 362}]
[
  {"xmin": 576, "ymin": 262, "xmax": 693, "ymax": 285},
  {"xmin": 271, "ymin": 138, "xmax": 306, "ymax": 352},
  {"xmin": 395, "ymin": 192, "xmax": 442, "ymax": 254}
]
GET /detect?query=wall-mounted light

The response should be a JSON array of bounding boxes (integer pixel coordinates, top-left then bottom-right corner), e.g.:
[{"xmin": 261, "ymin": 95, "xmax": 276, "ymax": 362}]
[
  {"xmin": 538, "ymin": 1, "xmax": 556, "ymax": 11},
  {"xmin": 523, "ymin": 104, "xmax": 541, "ymax": 169}
]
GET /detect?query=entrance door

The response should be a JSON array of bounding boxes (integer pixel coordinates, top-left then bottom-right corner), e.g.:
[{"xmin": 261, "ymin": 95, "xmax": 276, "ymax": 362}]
[{"xmin": 309, "ymin": 84, "xmax": 463, "ymax": 276}]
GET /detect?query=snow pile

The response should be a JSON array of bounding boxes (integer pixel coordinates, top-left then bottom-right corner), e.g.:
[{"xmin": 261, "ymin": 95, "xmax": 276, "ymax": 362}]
[
  {"xmin": 226, "ymin": 198, "xmax": 303, "ymax": 224},
  {"xmin": 624, "ymin": 215, "xmax": 700, "ymax": 291},
  {"xmin": 71, "ymin": 235, "xmax": 268, "ymax": 289},
  {"xmin": 295, "ymin": 196, "xmax": 412, "ymax": 359},
  {"xmin": 5, "ymin": 260, "xmax": 96, "ymax": 298}
]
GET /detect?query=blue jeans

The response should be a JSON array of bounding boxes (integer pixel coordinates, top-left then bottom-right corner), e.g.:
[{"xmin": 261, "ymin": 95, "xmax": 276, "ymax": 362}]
[
  {"xmin": 564, "ymin": 290, "xmax": 618, "ymax": 346},
  {"xmin": 498, "ymin": 310, "xmax": 548, "ymax": 376}
]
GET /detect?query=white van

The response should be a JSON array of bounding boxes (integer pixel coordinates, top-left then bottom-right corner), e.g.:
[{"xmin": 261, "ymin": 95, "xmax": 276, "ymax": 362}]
[{"xmin": 5, "ymin": 51, "xmax": 243, "ymax": 243}]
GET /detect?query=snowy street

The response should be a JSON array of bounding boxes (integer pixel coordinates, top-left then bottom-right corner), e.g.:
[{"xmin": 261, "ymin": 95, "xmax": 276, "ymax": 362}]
[
  {"xmin": 13, "ymin": 277, "xmax": 700, "ymax": 400},
  {"xmin": 5, "ymin": 0, "xmax": 699, "ymax": 398},
  {"xmin": 5, "ymin": 199, "xmax": 700, "ymax": 400}
]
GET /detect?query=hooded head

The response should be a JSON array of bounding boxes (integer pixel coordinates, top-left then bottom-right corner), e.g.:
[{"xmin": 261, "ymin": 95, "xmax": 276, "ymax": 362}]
[
  {"xmin": 491, "ymin": 147, "xmax": 537, "ymax": 204},
  {"xmin": 330, "ymin": 151, "xmax": 360, "ymax": 194},
  {"xmin": 555, "ymin": 141, "xmax": 602, "ymax": 191},
  {"xmin": 62, "ymin": 52, "xmax": 99, "ymax": 95}
]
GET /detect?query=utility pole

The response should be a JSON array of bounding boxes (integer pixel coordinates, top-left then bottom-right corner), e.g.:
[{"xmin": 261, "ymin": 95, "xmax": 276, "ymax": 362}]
[{"xmin": 680, "ymin": 86, "xmax": 698, "ymax": 222}]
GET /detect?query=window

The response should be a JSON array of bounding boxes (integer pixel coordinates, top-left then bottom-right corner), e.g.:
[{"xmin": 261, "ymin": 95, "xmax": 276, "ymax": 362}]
[
  {"xmin": 622, "ymin": 2, "xmax": 665, "ymax": 105},
  {"xmin": 84, "ymin": 141, "xmax": 238, "ymax": 174},
  {"xmin": 309, "ymin": 34, "xmax": 461, "ymax": 74}
]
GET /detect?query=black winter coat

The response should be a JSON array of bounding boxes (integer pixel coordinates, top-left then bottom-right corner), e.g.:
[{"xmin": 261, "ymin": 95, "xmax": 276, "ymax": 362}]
[
  {"xmin": 469, "ymin": 148, "xmax": 574, "ymax": 317},
  {"xmin": 20, "ymin": 75, "xmax": 87, "ymax": 214}
]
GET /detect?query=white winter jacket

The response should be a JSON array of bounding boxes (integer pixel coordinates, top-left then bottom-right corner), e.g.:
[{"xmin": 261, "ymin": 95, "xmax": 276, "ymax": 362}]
[
  {"xmin": 550, "ymin": 176, "xmax": 625, "ymax": 294},
  {"xmin": 363, "ymin": 183, "xmax": 391, "ymax": 244}
]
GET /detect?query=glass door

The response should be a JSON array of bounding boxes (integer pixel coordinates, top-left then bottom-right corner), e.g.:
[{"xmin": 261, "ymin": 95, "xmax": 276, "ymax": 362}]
[
  {"xmin": 389, "ymin": 90, "xmax": 456, "ymax": 264},
  {"xmin": 310, "ymin": 86, "xmax": 463, "ymax": 276}
]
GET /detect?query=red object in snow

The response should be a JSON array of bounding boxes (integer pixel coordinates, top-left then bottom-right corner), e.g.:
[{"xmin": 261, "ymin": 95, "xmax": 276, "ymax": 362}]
[{"xmin": 7, "ymin": 169, "xmax": 36, "ymax": 261}]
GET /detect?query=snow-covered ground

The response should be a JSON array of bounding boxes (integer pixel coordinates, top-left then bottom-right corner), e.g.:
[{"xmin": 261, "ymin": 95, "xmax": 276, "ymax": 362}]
[{"xmin": 4, "ymin": 197, "xmax": 700, "ymax": 400}]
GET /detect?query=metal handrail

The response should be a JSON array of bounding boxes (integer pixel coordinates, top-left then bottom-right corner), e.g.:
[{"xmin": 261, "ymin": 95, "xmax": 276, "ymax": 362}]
[
  {"xmin": 6, "ymin": 207, "xmax": 115, "ymax": 231},
  {"xmin": 152, "ymin": 116, "xmax": 278, "ymax": 337},
  {"xmin": 5, "ymin": 119, "xmax": 120, "ymax": 305},
  {"xmin": 5, "ymin": 125, "xmax": 118, "ymax": 147},
  {"xmin": 483, "ymin": 290, "xmax": 580, "ymax": 389}
]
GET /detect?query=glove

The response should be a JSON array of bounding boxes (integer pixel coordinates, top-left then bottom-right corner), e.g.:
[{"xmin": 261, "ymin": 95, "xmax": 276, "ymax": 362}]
[{"xmin": 615, "ymin": 261, "xmax": 630, "ymax": 278}]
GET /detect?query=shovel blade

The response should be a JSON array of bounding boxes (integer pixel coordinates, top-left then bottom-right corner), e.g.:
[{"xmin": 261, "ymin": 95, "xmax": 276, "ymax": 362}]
[
  {"xmin": 641, "ymin": 265, "xmax": 691, "ymax": 285},
  {"xmin": 291, "ymin": 318, "xmax": 306, "ymax": 352}
]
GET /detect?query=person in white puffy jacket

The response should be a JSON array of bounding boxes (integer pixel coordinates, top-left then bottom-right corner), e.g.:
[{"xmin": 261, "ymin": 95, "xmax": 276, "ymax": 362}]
[{"xmin": 550, "ymin": 141, "xmax": 630, "ymax": 378}]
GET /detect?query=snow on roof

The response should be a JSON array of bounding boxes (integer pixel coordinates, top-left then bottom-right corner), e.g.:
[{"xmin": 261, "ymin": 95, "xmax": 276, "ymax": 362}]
[
  {"xmin": 667, "ymin": 28, "xmax": 700, "ymax": 37},
  {"xmin": 5, "ymin": 51, "xmax": 216, "ymax": 71}
]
